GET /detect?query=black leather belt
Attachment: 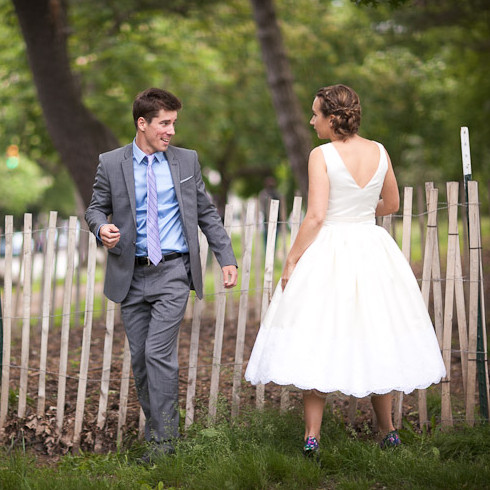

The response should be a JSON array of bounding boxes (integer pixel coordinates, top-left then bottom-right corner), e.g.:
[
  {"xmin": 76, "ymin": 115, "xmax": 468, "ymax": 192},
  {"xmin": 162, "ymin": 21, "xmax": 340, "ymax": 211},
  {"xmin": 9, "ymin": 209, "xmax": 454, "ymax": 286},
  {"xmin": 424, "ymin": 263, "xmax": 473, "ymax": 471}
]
[{"xmin": 135, "ymin": 252, "xmax": 185, "ymax": 266}]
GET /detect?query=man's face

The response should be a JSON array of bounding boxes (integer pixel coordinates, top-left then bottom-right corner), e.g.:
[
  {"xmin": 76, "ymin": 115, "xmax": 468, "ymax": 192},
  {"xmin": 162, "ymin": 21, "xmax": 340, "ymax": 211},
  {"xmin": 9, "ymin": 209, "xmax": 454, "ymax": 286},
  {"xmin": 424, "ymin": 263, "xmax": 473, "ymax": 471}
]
[{"xmin": 137, "ymin": 108, "xmax": 178, "ymax": 154}]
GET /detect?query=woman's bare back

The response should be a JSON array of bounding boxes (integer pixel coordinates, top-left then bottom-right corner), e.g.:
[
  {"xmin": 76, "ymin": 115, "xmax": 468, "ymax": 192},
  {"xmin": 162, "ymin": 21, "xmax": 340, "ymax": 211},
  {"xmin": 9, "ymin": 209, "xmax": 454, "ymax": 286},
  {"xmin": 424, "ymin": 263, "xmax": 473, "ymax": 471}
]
[{"xmin": 331, "ymin": 136, "xmax": 381, "ymax": 189}]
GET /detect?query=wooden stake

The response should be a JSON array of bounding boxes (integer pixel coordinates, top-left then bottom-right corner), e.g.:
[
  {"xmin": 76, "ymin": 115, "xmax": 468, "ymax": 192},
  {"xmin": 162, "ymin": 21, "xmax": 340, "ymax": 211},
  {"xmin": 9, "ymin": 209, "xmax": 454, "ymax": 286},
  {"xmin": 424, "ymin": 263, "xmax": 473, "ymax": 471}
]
[
  {"xmin": 440, "ymin": 183, "xmax": 460, "ymax": 427},
  {"xmin": 95, "ymin": 299, "xmax": 115, "ymax": 452},
  {"xmin": 466, "ymin": 181, "xmax": 489, "ymax": 422},
  {"xmin": 426, "ymin": 183, "xmax": 444, "ymax": 346},
  {"xmin": 0, "ymin": 216, "xmax": 13, "ymax": 427},
  {"xmin": 256, "ymin": 199, "xmax": 279, "ymax": 410},
  {"xmin": 72, "ymin": 233, "xmax": 97, "ymax": 450},
  {"xmin": 117, "ymin": 336, "xmax": 131, "ymax": 445},
  {"xmin": 37, "ymin": 211, "xmax": 57, "ymax": 415},
  {"xmin": 394, "ymin": 187, "xmax": 413, "ymax": 429},
  {"xmin": 419, "ymin": 188, "xmax": 439, "ymax": 428},
  {"xmin": 231, "ymin": 200, "xmax": 256, "ymax": 418},
  {"xmin": 56, "ymin": 216, "xmax": 77, "ymax": 434},
  {"xmin": 18, "ymin": 214, "xmax": 33, "ymax": 419},
  {"xmin": 208, "ymin": 205, "xmax": 233, "ymax": 421},
  {"xmin": 184, "ymin": 231, "xmax": 209, "ymax": 429},
  {"xmin": 279, "ymin": 196, "xmax": 302, "ymax": 413}
]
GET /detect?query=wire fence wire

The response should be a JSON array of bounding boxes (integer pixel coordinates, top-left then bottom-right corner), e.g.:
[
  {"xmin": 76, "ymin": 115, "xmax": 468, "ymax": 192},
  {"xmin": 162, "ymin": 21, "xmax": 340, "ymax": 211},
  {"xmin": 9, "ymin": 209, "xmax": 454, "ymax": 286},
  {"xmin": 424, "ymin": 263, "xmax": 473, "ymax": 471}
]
[{"xmin": 0, "ymin": 185, "xmax": 488, "ymax": 438}]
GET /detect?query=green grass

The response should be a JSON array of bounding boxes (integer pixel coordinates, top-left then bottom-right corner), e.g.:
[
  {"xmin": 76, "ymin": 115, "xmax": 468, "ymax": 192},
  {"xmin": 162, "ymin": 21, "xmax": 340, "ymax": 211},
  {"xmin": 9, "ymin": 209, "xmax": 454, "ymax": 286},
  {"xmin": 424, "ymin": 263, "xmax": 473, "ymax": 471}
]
[{"xmin": 1, "ymin": 407, "xmax": 489, "ymax": 489}]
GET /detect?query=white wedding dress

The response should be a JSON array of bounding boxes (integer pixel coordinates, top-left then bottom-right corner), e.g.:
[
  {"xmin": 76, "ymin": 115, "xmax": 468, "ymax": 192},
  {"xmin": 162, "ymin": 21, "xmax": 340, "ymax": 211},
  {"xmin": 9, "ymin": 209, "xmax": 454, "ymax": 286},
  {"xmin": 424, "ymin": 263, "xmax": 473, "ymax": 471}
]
[{"xmin": 245, "ymin": 142, "xmax": 446, "ymax": 398}]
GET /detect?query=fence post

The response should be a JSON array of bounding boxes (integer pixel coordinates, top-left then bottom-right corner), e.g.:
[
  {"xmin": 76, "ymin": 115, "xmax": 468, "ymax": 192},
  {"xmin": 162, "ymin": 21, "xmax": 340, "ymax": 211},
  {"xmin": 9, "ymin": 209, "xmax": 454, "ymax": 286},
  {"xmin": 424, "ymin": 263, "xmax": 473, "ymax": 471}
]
[
  {"xmin": 56, "ymin": 216, "xmax": 78, "ymax": 435},
  {"xmin": 440, "ymin": 183, "xmax": 461, "ymax": 427},
  {"xmin": 185, "ymin": 231, "xmax": 209, "ymax": 429},
  {"xmin": 208, "ymin": 204, "xmax": 234, "ymax": 422},
  {"xmin": 73, "ymin": 233, "xmax": 97, "ymax": 451},
  {"xmin": 117, "ymin": 336, "xmax": 132, "ymax": 446},
  {"xmin": 419, "ymin": 188, "xmax": 439, "ymax": 428},
  {"xmin": 18, "ymin": 214, "xmax": 33, "ymax": 419},
  {"xmin": 95, "ymin": 299, "xmax": 115, "ymax": 452},
  {"xmin": 256, "ymin": 199, "xmax": 279, "ymax": 410},
  {"xmin": 0, "ymin": 294, "xmax": 3, "ymax": 382},
  {"xmin": 466, "ymin": 181, "xmax": 489, "ymax": 423},
  {"xmin": 279, "ymin": 196, "xmax": 302, "ymax": 413},
  {"xmin": 394, "ymin": 187, "xmax": 413, "ymax": 429},
  {"xmin": 231, "ymin": 200, "xmax": 256, "ymax": 419},
  {"xmin": 0, "ymin": 216, "xmax": 13, "ymax": 428},
  {"xmin": 37, "ymin": 211, "xmax": 57, "ymax": 416},
  {"xmin": 425, "ymin": 183, "xmax": 444, "ymax": 346},
  {"xmin": 461, "ymin": 128, "xmax": 489, "ymax": 421}
]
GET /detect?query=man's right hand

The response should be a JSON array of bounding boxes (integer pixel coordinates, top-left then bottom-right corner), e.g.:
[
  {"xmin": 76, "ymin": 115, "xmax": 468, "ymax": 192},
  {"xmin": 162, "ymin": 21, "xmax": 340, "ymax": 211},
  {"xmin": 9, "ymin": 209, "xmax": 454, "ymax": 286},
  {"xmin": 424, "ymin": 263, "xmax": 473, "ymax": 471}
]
[{"xmin": 99, "ymin": 224, "xmax": 120, "ymax": 249}]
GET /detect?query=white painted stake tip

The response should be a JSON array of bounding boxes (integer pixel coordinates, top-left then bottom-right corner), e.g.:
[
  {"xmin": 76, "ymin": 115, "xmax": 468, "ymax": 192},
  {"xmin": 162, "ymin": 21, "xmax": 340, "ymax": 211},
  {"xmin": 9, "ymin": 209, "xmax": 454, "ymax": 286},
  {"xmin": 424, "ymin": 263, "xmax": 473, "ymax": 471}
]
[{"xmin": 460, "ymin": 126, "xmax": 472, "ymax": 177}]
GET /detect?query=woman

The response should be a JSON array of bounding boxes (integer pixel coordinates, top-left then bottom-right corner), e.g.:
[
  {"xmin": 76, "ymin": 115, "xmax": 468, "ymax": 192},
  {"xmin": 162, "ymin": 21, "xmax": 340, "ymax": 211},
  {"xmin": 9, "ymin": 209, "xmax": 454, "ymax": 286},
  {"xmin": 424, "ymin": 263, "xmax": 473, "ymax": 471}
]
[{"xmin": 245, "ymin": 84, "xmax": 446, "ymax": 456}]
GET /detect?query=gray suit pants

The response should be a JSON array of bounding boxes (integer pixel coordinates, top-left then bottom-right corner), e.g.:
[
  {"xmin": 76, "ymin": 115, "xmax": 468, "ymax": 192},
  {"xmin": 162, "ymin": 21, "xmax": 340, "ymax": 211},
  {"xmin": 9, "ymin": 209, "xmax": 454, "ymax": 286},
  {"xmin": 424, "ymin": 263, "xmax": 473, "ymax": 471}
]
[{"xmin": 121, "ymin": 255, "xmax": 190, "ymax": 442}]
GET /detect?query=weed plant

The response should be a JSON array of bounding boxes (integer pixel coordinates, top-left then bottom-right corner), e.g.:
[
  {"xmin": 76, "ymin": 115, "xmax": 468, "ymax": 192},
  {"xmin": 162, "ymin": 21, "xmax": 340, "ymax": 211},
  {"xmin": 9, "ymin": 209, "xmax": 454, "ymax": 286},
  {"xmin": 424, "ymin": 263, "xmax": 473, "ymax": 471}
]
[{"xmin": 0, "ymin": 406, "xmax": 489, "ymax": 489}]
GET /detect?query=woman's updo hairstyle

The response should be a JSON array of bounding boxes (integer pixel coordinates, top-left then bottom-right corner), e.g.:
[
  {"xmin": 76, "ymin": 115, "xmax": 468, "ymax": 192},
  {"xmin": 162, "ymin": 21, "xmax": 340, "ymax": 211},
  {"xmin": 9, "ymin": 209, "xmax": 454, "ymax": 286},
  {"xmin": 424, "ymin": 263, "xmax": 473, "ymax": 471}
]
[{"xmin": 315, "ymin": 84, "xmax": 361, "ymax": 139}]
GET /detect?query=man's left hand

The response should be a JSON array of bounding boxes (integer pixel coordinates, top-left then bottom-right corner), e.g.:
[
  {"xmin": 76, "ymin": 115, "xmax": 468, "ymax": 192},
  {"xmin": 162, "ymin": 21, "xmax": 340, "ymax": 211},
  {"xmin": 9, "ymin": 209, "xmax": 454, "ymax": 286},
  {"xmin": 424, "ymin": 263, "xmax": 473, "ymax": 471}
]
[{"xmin": 222, "ymin": 265, "xmax": 238, "ymax": 289}]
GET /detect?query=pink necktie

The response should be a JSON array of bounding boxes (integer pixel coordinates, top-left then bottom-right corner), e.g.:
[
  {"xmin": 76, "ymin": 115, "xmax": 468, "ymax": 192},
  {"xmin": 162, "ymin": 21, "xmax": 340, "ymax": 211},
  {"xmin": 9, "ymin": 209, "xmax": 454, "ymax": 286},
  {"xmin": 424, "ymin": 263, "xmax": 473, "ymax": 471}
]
[{"xmin": 146, "ymin": 155, "xmax": 162, "ymax": 265}]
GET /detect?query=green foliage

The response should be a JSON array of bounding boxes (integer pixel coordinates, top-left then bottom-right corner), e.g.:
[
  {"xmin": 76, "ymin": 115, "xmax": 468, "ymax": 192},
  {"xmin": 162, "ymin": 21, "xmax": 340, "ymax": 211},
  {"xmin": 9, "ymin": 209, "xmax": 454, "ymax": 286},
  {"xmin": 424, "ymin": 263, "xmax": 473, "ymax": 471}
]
[
  {"xmin": 0, "ymin": 1, "xmax": 71, "ymax": 217},
  {"xmin": 67, "ymin": 0, "xmax": 287, "ymax": 202},
  {"xmin": 37, "ymin": 169, "xmax": 77, "ymax": 218},
  {"xmin": 0, "ymin": 154, "xmax": 52, "ymax": 216},
  {"xmin": 1, "ymin": 0, "xmax": 490, "ymax": 217}
]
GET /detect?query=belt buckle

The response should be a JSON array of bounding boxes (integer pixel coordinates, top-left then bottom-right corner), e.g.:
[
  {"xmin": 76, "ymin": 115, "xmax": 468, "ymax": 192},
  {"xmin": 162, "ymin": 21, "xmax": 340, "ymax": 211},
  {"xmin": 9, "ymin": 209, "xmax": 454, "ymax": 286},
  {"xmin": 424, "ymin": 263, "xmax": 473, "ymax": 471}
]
[{"xmin": 145, "ymin": 257, "xmax": 151, "ymax": 266}]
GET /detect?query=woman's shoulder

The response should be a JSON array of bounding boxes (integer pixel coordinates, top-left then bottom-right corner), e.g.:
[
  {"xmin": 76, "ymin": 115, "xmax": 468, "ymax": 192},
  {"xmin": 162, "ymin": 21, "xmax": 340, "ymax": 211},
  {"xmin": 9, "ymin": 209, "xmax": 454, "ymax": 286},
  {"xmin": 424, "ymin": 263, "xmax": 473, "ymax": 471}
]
[
  {"xmin": 312, "ymin": 142, "xmax": 333, "ymax": 155},
  {"xmin": 310, "ymin": 143, "xmax": 334, "ymax": 161},
  {"xmin": 369, "ymin": 139, "xmax": 385, "ymax": 149}
]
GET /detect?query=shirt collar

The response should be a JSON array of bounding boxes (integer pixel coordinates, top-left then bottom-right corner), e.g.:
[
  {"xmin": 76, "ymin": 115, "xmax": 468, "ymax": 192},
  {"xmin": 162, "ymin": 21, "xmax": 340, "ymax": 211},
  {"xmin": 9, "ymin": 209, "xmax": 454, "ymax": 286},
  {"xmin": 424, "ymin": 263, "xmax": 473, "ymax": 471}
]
[{"xmin": 132, "ymin": 139, "xmax": 165, "ymax": 165}]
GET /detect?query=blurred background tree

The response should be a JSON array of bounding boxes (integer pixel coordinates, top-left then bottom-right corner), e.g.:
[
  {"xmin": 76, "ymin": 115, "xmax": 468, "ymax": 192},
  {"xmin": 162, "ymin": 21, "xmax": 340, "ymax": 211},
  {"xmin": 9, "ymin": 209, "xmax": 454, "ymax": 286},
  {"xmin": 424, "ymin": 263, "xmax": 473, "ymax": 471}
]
[{"xmin": 0, "ymin": 0, "xmax": 488, "ymax": 219}]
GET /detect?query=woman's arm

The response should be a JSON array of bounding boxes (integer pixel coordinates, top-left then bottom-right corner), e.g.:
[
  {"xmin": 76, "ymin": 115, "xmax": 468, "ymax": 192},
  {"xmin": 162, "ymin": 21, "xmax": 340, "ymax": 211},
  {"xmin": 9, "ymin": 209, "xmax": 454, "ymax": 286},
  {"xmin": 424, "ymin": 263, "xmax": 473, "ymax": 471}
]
[
  {"xmin": 281, "ymin": 147, "xmax": 329, "ymax": 290},
  {"xmin": 376, "ymin": 150, "xmax": 400, "ymax": 217}
]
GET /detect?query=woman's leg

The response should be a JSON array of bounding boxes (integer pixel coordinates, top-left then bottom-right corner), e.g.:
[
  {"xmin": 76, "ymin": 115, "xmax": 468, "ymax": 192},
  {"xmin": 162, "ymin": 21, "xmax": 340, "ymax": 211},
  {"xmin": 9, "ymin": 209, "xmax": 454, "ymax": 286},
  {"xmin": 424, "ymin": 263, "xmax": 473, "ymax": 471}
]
[
  {"xmin": 371, "ymin": 393, "xmax": 395, "ymax": 435},
  {"xmin": 304, "ymin": 391, "xmax": 326, "ymax": 440}
]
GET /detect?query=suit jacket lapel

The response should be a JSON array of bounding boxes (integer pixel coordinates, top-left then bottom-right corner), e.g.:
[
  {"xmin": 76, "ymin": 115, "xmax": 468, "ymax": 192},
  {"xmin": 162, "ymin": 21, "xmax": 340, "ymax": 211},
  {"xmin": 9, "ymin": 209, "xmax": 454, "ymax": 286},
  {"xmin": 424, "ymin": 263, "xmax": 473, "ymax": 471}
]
[
  {"xmin": 121, "ymin": 144, "xmax": 137, "ymax": 225},
  {"xmin": 166, "ymin": 147, "xmax": 184, "ymax": 213}
]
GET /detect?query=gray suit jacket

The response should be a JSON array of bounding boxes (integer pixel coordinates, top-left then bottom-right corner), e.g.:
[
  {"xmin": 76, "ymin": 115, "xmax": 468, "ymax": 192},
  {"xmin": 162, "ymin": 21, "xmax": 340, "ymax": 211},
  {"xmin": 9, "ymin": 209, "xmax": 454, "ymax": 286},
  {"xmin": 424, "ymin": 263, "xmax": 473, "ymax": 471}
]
[{"xmin": 85, "ymin": 144, "xmax": 237, "ymax": 303}]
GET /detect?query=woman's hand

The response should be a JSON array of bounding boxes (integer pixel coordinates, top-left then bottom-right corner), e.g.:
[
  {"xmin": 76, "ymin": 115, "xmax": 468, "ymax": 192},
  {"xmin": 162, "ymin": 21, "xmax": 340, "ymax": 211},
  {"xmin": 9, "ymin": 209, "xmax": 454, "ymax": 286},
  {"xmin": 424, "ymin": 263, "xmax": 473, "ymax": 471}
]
[{"xmin": 281, "ymin": 261, "xmax": 296, "ymax": 291}]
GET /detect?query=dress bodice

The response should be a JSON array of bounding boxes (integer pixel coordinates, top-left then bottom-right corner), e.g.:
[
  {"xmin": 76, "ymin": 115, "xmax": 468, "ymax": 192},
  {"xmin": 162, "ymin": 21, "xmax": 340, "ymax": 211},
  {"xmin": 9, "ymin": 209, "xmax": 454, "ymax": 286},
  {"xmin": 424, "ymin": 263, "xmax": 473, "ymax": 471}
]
[{"xmin": 320, "ymin": 142, "xmax": 387, "ymax": 224}]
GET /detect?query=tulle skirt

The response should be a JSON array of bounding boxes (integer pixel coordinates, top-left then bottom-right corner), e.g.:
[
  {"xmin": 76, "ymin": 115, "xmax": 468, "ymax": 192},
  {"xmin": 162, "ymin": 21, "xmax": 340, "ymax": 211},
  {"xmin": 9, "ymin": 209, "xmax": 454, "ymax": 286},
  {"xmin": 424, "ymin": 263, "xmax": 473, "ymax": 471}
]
[{"xmin": 245, "ymin": 222, "xmax": 446, "ymax": 398}]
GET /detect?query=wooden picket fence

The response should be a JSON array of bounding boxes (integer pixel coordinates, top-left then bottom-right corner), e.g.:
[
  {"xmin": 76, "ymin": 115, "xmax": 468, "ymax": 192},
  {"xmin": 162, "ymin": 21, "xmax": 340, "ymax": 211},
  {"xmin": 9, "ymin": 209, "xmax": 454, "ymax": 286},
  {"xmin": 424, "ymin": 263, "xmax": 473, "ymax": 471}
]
[{"xmin": 0, "ymin": 180, "xmax": 489, "ymax": 452}]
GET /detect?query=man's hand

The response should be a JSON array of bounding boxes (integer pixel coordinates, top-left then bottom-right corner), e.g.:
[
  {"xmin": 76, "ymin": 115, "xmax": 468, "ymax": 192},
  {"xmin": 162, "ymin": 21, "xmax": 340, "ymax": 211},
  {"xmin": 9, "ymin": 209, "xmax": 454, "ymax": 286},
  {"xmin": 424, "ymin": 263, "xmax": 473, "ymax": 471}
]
[
  {"xmin": 99, "ymin": 224, "xmax": 120, "ymax": 249},
  {"xmin": 222, "ymin": 265, "xmax": 238, "ymax": 289}
]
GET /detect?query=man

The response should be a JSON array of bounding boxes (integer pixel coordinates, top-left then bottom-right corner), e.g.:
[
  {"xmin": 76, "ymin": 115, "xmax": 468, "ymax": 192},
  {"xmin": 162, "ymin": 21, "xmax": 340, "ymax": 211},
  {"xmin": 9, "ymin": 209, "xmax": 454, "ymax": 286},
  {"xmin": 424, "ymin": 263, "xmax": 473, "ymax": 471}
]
[{"xmin": 85, "ymin": 88, "xmax": 238, "ymax": 461}]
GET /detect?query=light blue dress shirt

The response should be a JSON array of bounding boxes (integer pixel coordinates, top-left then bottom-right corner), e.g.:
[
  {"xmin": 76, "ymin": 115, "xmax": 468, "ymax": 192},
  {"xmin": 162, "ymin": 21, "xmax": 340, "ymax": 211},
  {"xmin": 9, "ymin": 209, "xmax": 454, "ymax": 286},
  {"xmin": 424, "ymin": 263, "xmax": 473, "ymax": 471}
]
[{"xmin": 133, "ymin": 140, "xmax": 188, "ymax": 256}]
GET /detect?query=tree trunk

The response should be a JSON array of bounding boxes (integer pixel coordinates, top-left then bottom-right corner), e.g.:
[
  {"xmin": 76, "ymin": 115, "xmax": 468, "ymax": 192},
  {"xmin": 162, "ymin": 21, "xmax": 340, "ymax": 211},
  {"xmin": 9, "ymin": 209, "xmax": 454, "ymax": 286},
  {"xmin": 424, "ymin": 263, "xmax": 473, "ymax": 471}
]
[
  {"xmin": 249, "ymin": 0, "xmax": 312, "ymax": 199},
  {"xmin": 12, "ymin": 0, "xmax": 120, "ymax": 207}
]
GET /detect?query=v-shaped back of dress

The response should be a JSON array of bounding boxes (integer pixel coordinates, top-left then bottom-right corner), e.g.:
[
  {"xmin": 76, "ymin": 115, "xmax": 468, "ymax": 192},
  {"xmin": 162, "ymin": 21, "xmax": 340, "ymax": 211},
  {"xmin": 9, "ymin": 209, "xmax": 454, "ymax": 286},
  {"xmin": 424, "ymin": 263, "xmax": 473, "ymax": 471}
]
[{"xmin": 320, "ymin": 141, "xmax": 387, "ymax": 224}]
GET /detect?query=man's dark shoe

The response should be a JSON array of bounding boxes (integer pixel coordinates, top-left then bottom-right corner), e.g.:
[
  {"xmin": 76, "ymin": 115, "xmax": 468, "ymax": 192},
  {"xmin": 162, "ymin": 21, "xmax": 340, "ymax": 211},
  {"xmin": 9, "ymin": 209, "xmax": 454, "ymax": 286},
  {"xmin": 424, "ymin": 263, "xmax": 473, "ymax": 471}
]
[{"xmin": 137, "ymin": 441, "xmax": 175, "ymax": 465}]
